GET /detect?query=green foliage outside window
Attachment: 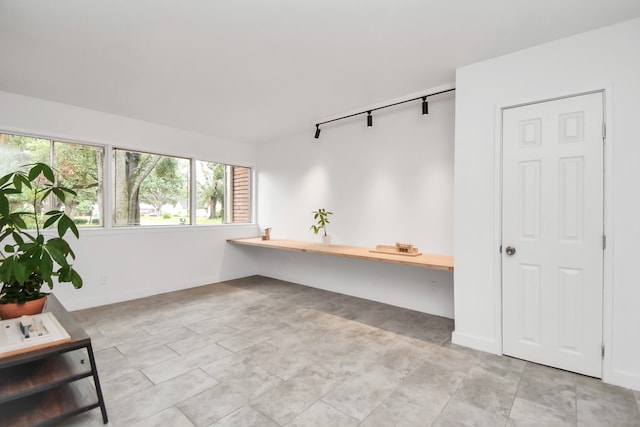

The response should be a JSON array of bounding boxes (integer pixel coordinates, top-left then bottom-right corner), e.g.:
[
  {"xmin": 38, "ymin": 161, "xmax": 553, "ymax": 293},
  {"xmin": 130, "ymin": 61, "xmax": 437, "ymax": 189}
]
[
  {"xmin": 1, "ymin": 132, "xmax": 252, "ymax": 228},
  {"xmin": 0, "ymin": 134, "xmax": 103, "ymax": 228},
  {"xmin": 113, "ymin": 150, "xmax": 190, "ymax": 226},
  {"xmin": 196, "ymin": 161, "xmax": 225, "ymax": 223}
]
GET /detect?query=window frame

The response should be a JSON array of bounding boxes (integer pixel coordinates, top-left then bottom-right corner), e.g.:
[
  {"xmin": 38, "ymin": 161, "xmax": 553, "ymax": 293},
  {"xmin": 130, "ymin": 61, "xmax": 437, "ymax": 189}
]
[
  {"xmin": 0, "ymin": 131, "xmax": 107, "ymax": 228},
  {"xmin": 52, "ymin": 139, "xmax": 106, "ymax": 228},
  {"xmin": 111, "ymin": 147, "xmax": 193, "ymax": 227},
  {"xmin": 0, "ymin": 129, "xmax": 256, "ymax": 230}
]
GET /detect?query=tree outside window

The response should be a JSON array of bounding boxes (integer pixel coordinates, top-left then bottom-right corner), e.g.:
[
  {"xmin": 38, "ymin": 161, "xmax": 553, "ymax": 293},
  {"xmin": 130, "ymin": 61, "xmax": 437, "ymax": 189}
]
[
  {"xmin": 113, "ymin": 149, "xmax": 190, "ymax": 226},
  {"xmin": 0, "ymin": 134, "xmax": 103, "ymax": 227},
  {"xmin": 54, "ymin": 142, "xmax": 104, "ymax": 226},
  {"xmin": 196, "ymin": 161, "xmax": 225, "ymax": 224}
]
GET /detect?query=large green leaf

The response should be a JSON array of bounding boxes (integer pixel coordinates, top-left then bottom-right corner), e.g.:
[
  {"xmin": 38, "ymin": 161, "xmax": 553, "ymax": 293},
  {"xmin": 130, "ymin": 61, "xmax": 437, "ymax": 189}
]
[
  {"xmin": 45, "ymin": 239, "xmax": 68, "ymax": 266},
  {"xmin": 12, "ymin": 174, "xmax": 23, "ymax": 191},
  {"xmin": 59, "ymin": 187, "xmax": 77, "ymax": 197},
  {"xmin": 0, "ymin": 194, "xmax": 8, "ymax": 216},
  {"xmin": 43, "ymin": 211, "xmax": 62, "ymax": 229},
  {"xmin": 11, "ymin": 214, "xmax": 27, "ymax": 230},
  {"xmin": 13, "ymin": 260, "xmax": 27, "ymax": 284},
  {"xmin": 58, "ymin": 215, "xmax": 79, "ymax": 239},
  {"xmin": 12, "ymin": 232, "xmax": 24, "ymax": 245},
  {"xmin": 40, "ymin": 163, "xmax": 55, "ymax": 183},
  {"xmin": 0, "ymin": 255, "xmax": 13, "ymax": 277},
  {"xmin": 19, "ymin": 242, "xmax": 38, "ymax": 258},
  {"xmin": 52, "ymin": 187, "xmax": 66, "ymax": 203},
  {"xmin": 13, "ymin": 172, "xmax": 31, "ymax": 190},
  {"xmin": 0, "ymin": 172, "xmax": 12, "ymax": 187},
  {"xmin": 38, "ymin": 188, "xmax": 53, "ymax": 202},
  {"xmin": 40, "ymin": 251, "xmax": 54, "ymax": 280},
  {"xmin": 27, "ymin": 163, "xmax": 43, "ymax": 181},
  {"xmin": 70, "ymin": 268, "xmax": 83, "ymax": 289}
]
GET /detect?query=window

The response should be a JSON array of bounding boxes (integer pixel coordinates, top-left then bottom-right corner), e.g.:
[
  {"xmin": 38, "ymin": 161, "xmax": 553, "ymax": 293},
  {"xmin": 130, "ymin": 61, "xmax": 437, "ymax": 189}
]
[
  {"xmin": 113, "ymin": 149, "xmax": 190, "ymax": 226},
  {"xmin": 2, "ymin": 132, "xmax": 252, "ymax": 228},
  {"xmin": 53, "ymin": 142, "xmax": 104, "ymax": 227},
  {"xmin": 0, "ymin": 133, "xmax": 104, "ymax": 227},
  {"xmin": 195, "ymin": 162, "xmax": 252, "ymax": 224},
  {"xmin": 196, "ymin": 161, "xmax": 225, "ymax": 224},
  {"xmin": 0, "ymin": 134, "xmax": 50, "ymax": 172}
]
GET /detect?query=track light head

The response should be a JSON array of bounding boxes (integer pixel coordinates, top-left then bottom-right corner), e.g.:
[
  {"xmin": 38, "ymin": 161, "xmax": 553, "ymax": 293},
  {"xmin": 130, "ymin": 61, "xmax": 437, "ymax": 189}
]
[
  {"xmin": 422, "ymin": 97, "xmax": 429, "ymax": 115},
  {"xmin": 314, "ymin": 124, "xmax": 321, "ymax": 139},
  {"xmin": 367, "ymin": 111, "xmax": 373, "ymax": 127}
]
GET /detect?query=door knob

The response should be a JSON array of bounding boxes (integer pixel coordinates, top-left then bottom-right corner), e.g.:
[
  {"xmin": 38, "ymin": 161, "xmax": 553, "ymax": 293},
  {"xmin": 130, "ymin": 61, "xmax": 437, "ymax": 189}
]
[{"xmin": 505, "ymin": 246, "xmax": 516, "ymax": 256}]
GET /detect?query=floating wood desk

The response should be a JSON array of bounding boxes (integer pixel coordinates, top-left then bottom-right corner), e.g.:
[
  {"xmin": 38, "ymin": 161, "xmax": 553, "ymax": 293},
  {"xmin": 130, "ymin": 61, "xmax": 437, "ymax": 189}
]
[{"xmin": 227, "ymin": 237, "xmax": 454, "ymax": 271}]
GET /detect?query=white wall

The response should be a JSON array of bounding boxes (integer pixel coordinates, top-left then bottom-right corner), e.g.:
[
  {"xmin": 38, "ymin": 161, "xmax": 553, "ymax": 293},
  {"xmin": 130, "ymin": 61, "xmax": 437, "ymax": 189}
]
[
  {"xmin": 0, "ymin": 91, "xmax": 259, "ymax": 310},
  {"xmin": 255, "ymin": 89, "xmax": 455, "ymax": 318},
  {"xmin": 453, "ymin": 18, "xmax": 640, "ymax": 390}
]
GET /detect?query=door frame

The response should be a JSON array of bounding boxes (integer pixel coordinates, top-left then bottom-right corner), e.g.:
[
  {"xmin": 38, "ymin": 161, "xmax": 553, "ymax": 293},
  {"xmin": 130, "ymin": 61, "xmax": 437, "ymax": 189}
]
[{"xmin": 494, "ymin": 87, "xmax": 614, "ymax": 382}]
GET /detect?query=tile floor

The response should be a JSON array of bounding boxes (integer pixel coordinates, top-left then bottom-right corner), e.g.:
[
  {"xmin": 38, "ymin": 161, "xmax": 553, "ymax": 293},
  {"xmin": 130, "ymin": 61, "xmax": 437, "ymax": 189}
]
[{"xmin": 61, "ymin": 276, "xmax": 640, "ymax": 426}]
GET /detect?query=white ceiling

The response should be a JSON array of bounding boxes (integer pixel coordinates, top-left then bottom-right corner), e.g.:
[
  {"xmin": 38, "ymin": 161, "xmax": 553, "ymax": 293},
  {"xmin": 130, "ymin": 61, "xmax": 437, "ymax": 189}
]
[{"xmin": 2, "ymin": 1, "xmax": 640, "ymax": 145}]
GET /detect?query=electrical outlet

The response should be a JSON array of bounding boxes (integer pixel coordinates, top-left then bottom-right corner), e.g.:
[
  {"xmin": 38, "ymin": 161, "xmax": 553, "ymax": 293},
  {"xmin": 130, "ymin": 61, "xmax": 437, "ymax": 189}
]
[{"xmin": 430, "ymin": 279, "xmax": 437, "ymax": 291}]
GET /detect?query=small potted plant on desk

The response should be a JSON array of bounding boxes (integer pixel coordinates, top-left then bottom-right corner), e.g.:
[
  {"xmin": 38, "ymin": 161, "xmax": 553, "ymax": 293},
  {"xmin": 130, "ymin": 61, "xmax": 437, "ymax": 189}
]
[
  {"xmin": 310, "ymin": 208, "xmax": 333, "ymax": 246},
  {"xmin": 0, "ymin": 163, "xmax": 83, "ymax": 319}
]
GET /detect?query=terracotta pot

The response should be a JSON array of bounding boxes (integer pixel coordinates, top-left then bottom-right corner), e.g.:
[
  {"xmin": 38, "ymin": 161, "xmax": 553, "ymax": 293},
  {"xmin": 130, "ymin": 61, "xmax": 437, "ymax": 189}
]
[{"xmin": 0, "ymin": 296, "xmax": 48, "ymax": 320}]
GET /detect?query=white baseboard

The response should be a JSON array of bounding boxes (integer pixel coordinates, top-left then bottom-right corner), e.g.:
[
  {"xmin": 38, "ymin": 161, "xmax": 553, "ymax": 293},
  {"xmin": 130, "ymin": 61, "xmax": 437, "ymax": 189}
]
[
  {"xmin": 603, "ymin": 367, "xmax": 640, "ymax": 392},
  {"xmin": 451, "ymin": 330, "xmax": 501, "ymax": 355},
  {"xmin": 58, "ymin": 272, "xmax": 256, "ymax": 312},
  {"xmin": 452, "ymin": 332, "xmax": 639, "ymax": 392}
]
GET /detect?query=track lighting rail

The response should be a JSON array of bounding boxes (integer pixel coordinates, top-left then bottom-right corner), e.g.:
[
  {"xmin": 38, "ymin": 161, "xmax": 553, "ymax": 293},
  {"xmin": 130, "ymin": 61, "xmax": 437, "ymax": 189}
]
[{"xmin": 314, "ymin": 87, "xmax": 455, "ymax": 138}]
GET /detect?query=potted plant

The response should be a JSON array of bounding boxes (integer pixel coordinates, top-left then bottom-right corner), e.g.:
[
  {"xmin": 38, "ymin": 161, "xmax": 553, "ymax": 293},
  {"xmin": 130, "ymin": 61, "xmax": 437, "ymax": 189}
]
[
  {"xmin": 310, "ymin": 208, "xmax": 333, "ymax": 246},
  {"xmin": 0, "ymin": 163, "xmax": 83, "ymax": 319}
]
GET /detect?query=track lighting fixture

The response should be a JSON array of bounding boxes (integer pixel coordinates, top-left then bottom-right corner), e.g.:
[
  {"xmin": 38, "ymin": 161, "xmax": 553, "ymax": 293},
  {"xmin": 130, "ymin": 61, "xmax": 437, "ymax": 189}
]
[{"xmin": 312, "ymin": 87, "xmax": 454, "ymax": 138}]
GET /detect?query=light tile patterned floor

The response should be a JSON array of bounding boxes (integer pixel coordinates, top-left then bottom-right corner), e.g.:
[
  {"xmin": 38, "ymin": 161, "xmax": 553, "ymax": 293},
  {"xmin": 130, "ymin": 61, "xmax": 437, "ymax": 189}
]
[{"xmin": 60, "ymin": 276, "xmax": 640, "ymax": 426}]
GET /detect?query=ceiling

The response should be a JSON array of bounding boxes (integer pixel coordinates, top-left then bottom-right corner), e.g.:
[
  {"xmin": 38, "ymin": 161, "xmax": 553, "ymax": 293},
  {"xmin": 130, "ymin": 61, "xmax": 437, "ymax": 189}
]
[{"xmin": 1, "ymin": 1, "xmax": 640, "ymax": 145}]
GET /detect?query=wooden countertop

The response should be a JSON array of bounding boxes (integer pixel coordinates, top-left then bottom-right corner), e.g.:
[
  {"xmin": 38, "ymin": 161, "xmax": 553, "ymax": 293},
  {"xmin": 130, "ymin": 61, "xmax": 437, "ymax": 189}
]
[{"xmin": 227, "ymin": 237, "xmax": 454, "ymax": 271}]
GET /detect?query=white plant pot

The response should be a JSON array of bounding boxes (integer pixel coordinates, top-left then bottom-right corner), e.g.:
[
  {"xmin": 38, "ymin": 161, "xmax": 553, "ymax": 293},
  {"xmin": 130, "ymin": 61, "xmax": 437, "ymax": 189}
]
[{"xmin": 323, "ymin": 235, "xmax": 331, "ymax": 246}]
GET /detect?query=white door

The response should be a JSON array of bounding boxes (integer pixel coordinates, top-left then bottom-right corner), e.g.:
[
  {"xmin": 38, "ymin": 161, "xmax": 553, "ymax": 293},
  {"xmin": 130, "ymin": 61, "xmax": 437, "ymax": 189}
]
[{"xmin": 502, "ymin": 92, "xmax": 604, "ymax": 378}]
